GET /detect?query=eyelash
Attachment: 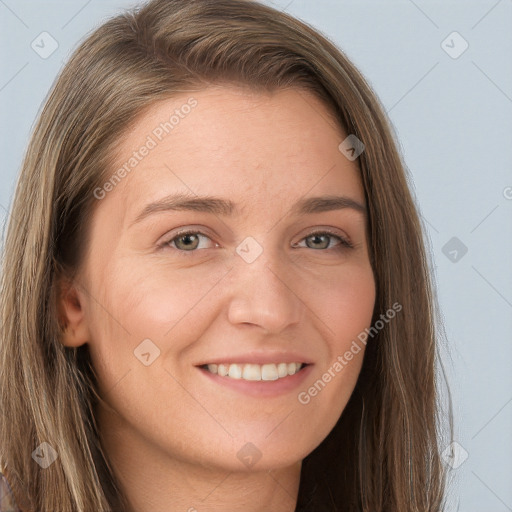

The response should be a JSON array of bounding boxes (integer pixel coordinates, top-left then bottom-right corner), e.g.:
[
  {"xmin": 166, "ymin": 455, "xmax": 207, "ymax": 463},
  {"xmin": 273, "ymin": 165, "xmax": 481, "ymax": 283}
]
[{"xmin": 158, "ymin": 228, "xmax": 354, "ymax": 254}]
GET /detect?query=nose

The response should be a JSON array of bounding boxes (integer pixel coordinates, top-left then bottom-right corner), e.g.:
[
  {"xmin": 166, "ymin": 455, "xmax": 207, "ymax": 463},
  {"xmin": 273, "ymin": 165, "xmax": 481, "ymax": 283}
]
[{"xmin": 226, "ymin": 241, "xmax": 303, "ymax": 334}]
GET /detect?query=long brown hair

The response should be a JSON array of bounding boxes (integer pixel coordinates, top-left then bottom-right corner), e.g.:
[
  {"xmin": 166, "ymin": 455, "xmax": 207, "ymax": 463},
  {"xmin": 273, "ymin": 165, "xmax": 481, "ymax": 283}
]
[{"xmin": 0, "ymin": 0, "xmax": 453, "ymax": 510}]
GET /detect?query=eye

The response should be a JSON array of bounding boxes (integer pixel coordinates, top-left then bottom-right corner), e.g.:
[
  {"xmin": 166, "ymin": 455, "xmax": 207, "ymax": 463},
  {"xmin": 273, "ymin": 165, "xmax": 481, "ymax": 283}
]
[
  {"xmin": 294, "ymin": 230, "xmax": 353, "ymax": 251},
  {"xmin": 161, "ymin": 230, "xmax": 216, "ymax": 252},
  {"xmin": 159, "ymin": 228, "xmax": 353, "ymax": 254}
]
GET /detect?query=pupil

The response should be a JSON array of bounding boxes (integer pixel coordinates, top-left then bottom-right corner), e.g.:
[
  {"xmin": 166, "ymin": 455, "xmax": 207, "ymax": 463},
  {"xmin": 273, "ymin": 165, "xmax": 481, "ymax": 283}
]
[
  {"xmin": 311, "ymin": 234, "xmax": 327, "ymax": 249},
  {"xmin": 180, "ymin": 234, "xmax": 197, "ymax": 248}
]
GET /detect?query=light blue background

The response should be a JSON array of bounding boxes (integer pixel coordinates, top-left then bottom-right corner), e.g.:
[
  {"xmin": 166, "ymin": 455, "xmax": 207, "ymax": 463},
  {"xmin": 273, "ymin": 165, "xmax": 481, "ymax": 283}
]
[{"xmin": 1, "ymin": 1, "xmax": 511, "ymax": 510}]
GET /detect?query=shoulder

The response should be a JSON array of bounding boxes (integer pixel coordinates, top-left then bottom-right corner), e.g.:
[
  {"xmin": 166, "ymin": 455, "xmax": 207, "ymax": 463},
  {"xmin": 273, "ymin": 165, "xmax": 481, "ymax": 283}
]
[{"xmin": 0, "ymin": 469, "xmax": 22, "ymax": 512}]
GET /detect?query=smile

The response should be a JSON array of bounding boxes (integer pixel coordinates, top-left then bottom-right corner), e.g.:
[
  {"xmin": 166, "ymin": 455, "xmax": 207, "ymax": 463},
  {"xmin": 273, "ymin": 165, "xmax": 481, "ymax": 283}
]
[{"xmin": 202, "ymin": 362, "xmax": 306, "ymax": 381}]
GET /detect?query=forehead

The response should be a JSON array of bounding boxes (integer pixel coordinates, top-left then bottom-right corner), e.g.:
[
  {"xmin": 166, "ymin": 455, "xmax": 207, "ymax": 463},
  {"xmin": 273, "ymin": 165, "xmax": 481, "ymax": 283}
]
[{"xmin": 106, "ymin": 86, "xmax": 365, "ymax": 223}]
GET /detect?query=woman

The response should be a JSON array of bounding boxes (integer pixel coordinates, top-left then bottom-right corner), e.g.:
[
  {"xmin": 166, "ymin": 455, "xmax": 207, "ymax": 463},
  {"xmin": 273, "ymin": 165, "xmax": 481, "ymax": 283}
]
[{"xmin": 0, "ymin": 0, "xmax": 453, "ymax": 510}]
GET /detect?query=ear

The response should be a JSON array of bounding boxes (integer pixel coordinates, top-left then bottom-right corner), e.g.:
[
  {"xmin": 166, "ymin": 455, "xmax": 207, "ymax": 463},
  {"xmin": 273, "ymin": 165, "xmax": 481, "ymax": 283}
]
[{"xmin": 56, "ymin": 277, "xmax": 90, "ymax": 348}]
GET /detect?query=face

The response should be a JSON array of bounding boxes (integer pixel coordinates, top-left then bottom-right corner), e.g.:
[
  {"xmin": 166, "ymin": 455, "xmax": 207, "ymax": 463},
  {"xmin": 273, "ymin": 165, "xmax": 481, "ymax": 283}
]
[{"xmin": 62, "ymin": 86, "xmax": 375, "ymax": 473}]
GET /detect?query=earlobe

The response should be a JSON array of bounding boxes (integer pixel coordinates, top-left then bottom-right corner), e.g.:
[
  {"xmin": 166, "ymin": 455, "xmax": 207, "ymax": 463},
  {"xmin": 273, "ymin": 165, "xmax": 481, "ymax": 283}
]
[{"xmin": 57, "ymin": 278, "xmax": 90, "ymax": 348}]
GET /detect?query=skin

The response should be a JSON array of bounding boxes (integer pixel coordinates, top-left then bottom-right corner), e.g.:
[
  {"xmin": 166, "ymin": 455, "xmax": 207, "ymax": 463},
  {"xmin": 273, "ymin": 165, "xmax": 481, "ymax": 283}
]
[{"xmin": 58, "ymin": 85, "xmax": 376, "ymax": 512}]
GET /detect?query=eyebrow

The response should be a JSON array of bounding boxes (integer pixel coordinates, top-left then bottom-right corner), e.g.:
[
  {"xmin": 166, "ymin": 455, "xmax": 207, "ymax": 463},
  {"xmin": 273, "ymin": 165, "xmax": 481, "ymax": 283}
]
[{"xmin": 131, "ymin": 192, "xmax": 366, "ymax": 226}]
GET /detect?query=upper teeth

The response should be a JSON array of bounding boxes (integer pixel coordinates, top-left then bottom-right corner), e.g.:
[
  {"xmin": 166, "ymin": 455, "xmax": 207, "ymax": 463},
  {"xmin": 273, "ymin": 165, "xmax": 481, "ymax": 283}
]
[{"xmin": 205, "ymin": 362, "xmax": 303, "ymax": 381}]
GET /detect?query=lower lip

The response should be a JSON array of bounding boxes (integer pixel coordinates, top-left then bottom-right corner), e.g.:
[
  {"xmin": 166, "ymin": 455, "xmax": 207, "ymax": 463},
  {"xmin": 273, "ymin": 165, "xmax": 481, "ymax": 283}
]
[{"xmin": 197, "ymin": 364, "xmax": 314, "ymax": 398}]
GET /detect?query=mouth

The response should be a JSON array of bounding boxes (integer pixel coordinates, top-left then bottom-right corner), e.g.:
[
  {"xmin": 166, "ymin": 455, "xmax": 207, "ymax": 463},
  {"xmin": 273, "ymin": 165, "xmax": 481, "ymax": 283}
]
[
  {"xmin": 199, "ymin": 362, "xmax": 309, "ymax": 381},
  {"xmin": 197, "ymin": 361, "xmax": 313, "ymax": 398}
]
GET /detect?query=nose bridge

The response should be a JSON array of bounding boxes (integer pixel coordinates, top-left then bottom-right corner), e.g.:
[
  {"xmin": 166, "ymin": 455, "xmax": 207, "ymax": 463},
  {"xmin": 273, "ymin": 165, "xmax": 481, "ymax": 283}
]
[{"xmin": 226, "ymin": 235, "xmax": 302, "ymax": 332}]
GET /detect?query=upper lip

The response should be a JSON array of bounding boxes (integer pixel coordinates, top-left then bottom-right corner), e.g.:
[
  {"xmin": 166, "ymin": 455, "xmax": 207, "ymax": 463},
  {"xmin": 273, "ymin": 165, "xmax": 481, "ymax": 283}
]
[{"xmin": 195, "ymin": 351, "xmax": 314, "ymax": 366}]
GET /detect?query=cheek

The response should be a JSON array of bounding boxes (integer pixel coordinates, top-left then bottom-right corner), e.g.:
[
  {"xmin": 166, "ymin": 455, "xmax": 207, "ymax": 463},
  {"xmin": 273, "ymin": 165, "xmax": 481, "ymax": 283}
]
[
  {"xmin": 316, "ymin": 261, "xmax": 376, "ymax": 351},
  {"xmin": 84, "ymin": 258, "xmax": 227, "ymax": 373},
  {"xmin": 291, "ymin": 261, "xmax": 374, "ymax": 412},
  {"xmin": 86, "ymin": 253, "xmax": 375, "ymax": 382},
  {"xmin": 304, "ymin": 263, "xmax": 374, "ymax": 399}
]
